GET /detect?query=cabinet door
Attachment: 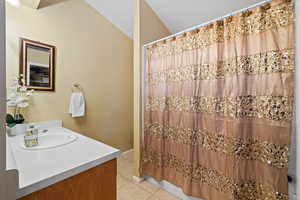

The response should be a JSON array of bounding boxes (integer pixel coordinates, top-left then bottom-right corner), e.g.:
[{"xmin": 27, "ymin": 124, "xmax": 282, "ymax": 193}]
[{"xmin": 18, "ymin": 159, "xmax": 117, "ymax": 200}]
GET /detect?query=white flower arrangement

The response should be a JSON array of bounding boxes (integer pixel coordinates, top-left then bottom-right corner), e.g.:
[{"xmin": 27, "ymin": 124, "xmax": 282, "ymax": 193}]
[{"xmin": 7, "ymin": 75, "xmax": 34, "ymax": 118}]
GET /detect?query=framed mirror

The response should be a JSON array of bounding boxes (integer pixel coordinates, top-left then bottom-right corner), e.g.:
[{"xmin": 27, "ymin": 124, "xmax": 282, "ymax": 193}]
[{"xmin": 20, "ymin": 38, "xmax": 55, "ymax": 91}]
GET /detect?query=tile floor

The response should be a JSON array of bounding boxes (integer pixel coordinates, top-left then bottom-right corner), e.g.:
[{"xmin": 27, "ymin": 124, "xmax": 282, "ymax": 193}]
[
  {"xmin": 117, "ymin": 151, "xmax": 181, "ymax": 200},
  {"xmin": 117, "ymin": 152, "xmax": 297, "ymax": 200}
]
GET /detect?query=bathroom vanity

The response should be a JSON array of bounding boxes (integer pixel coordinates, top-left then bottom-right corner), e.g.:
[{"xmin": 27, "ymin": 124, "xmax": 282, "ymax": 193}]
[{"xmin": 6, "ymin": 121, "xmax": 121, "ymax": 200}]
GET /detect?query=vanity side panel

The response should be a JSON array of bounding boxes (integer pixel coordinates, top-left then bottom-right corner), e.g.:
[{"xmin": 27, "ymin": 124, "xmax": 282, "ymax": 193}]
[{"xmin": 18, "ymin": 159, "xmax": 117, "ymax": 200}]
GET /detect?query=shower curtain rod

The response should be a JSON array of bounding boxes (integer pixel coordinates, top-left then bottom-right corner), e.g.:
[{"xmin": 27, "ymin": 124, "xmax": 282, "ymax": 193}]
[{"xmin": 143, "ymin": 0, "xmax": 273, "ymax": 47}]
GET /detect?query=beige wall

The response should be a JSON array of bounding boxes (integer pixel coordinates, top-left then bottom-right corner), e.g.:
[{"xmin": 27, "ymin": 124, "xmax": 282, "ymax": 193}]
[
  {"xmin": 139, "ymin": 0, "xmax": 171, "ymax": 44},
  {"xmin": 6, "ymin": 0, "xmax": 133, "ymax": 151},
  {"xmin": 133, "ymin": 0, "xmax": 170, "ymax": 177}
]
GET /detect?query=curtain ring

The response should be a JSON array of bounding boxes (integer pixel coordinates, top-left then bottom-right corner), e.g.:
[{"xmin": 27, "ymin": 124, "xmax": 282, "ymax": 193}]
[
  {"xmin": 217, "ymin": 20, "xmax": 224, "ymax": 26},
  {"xmin": 208, "ymin": 24, "xmax": 214, "ymax": 29},
  {"xmin": 242, "ymin": 10, "xmax": 252, "ymax": 17},
  {"xmin": 72, "ymin": 83, "xmax": 83, "ymax": 92},
  {"xmin": 226, "ymin": 16, "xmax": 233, "ymax": 23},
  {"xmin": 261, "ymin": 3, "xmax": 271, "ymax": 10}
]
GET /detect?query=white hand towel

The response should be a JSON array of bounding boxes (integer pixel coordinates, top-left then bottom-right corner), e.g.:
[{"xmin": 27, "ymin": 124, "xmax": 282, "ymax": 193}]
[{"xmin": 69, "ymin": 92, "xmax": 85, "ymax": 117}]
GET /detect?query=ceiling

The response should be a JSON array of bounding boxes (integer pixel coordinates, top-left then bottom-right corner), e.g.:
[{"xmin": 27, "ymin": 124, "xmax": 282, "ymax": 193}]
[
  {"xmin": 85, "ymin": 0, "xmax": 134, "ymax": 38},
  {"xmin": 145, "ymin": 0, "xmax": 266, "ymax": 34},
  {"xmin": 38, "ymin": 0, "xmax": 69, "ymax": 9},
  {"xmin": 85, "ymin": 0, "xmax": 266, "ymax": 38}
]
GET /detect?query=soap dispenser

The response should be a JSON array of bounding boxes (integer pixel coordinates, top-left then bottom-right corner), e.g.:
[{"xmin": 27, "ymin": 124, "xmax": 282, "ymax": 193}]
[{"xmin": 24, "ymin": 125, "xmax": 39, "ymax": 148}]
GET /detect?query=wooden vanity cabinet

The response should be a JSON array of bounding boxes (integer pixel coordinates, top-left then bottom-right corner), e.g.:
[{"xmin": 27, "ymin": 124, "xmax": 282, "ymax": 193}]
[{"xmin": 18, "ymin": 159, "xmax": 117, "ymax": 200}]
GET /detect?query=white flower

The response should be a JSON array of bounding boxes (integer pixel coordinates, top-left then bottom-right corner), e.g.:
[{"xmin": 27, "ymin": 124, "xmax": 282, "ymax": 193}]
[
  {"xmin": 8, "ymin": 92, "xmax": 17, "ymax": 99},
  {"xmin": 17, "ymin": 102, "xmax": 29, "ymax": 108},
  {"xmin": 10, "ymin": 86, "xmax": 17, "ymax": 92},
  {"xmin": 20, "ymin": 86, "xmax": 27, "ymax": 92},
  {"xmin": 7, "ymin": 100, "xmax": 17, "ymax": 107},
  {"xmin": 26, "ymin": 91, "xmax": 33, "ymax": 96},
  {"xmin": 7, "ymin": 75, "xmax": 34, "ymax": 111},
  {"xmin": 27, "ymin": 90, "xmax": 34, "ymax": 95},
  {"xmin": 15, "ymin": 96, "xmax": 29, "ymax": 104}
]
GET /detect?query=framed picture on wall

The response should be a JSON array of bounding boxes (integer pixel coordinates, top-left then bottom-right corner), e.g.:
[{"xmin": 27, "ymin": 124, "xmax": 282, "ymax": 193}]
[{"xmin": 19, "ymin": 38, "xmax": 56, "ymax": 91}]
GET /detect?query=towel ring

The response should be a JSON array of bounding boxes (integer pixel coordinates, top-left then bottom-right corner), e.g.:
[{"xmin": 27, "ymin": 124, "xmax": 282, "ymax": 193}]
[{"xmin": 72, "ymin": 83, "xmax": 83, "ymax": 92}]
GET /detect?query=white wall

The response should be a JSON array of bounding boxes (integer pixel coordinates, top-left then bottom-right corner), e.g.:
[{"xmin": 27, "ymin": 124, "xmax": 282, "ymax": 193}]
[
  {"xmin": 0, "ymin": 0, "xmax": 6, "ymax": 174},
  {"xmin": 0, "ymin": 1, "xmax": 18, "ymax": 199},
  {"xmin": 0, "ymin": 0, "xmax": 8, "ymax": 198},
  {"xmin": 296, "ymin": 0, "xmax": 300, "ymax": 199}
]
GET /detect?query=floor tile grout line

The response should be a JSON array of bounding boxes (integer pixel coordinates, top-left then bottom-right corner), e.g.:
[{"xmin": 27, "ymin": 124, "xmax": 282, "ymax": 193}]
[
  {"xmin": 117, "ymin": 152, "xmax": 182, "ymax": 200},
  {"xmin": 146, "ymin": 189, "xmax": 160, "ymax": 200},
  {"xmin": 117, "ymin": 174, "xmax": 154, "ymax": 195}
]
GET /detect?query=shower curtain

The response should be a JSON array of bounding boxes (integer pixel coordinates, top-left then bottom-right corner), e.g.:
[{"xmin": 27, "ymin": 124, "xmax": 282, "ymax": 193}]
[{"xmin": 141, "ymin": 0, "xmax": 295, "ymax": 200}]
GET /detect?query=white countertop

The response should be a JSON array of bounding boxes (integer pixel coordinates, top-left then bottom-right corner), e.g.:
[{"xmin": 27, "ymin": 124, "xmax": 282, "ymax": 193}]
[{"xmin": 6, "ymin": 121, "xmax": 121, "ymax": 198}]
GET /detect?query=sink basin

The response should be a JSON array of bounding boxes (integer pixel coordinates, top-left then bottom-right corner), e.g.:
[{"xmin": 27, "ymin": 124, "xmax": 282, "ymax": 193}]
[{"xmin": 20, "ymin": 133, "xmax": 77, "ymax": 150}]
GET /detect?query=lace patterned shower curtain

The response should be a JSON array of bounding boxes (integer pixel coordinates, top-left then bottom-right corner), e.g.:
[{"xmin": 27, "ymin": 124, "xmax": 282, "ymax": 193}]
[{"xmin": 141, "ymin": 0, "xmax": 295, "ymax": 199}]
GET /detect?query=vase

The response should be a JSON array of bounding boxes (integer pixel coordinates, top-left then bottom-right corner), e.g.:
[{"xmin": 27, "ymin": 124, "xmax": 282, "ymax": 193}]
[{"xmin": 6, "ymin": 124, "xmax": 27, "ymax": 136}]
